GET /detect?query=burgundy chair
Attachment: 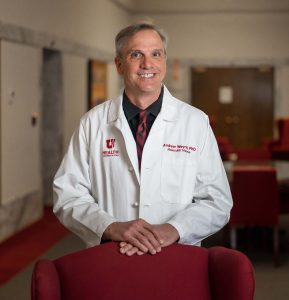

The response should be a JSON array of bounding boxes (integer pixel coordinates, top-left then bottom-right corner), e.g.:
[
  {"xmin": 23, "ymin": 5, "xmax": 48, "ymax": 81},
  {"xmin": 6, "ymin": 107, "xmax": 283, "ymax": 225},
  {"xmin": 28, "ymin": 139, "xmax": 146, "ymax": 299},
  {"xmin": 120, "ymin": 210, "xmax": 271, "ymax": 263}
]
[
  {"xmin": 266, "ymin": 118, "xmax": 289, "ymax": 160},
  {"xmin": 230, "ymin": 166, "xmax": 280, "ymax": 266},
  {"xmin": 217, "ymin": 136, "xmax": 235, "ymax": 160},
  {"xmin": 31, "ymin": 242, "xmax": 255, "ymax": 300},
  {"xmin": 234, "ymin": 147, "xmax": 270, "ymax": 161},
  {"xmin": 279, "ymin": 179, "xmax": 289, "ymax": 214}
]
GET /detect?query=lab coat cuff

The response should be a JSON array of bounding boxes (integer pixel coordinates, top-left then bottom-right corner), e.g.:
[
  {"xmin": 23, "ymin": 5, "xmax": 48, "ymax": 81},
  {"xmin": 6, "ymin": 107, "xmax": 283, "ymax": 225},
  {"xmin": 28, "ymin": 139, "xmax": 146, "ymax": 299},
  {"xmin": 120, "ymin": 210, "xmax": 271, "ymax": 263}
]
[
  {"xmin": 166, "ymin": 220, "xmax": 185, "ymax": 242},
  {"xmin": 98, "ymin": 216, "xmax": 118, "ymax": 241}
]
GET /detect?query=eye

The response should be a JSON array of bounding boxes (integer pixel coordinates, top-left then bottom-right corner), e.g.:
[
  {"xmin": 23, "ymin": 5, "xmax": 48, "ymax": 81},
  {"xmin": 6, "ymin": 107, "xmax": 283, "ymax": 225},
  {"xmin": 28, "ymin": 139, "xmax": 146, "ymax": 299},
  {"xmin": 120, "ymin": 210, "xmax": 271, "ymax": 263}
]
[
  {"xmin": 130, "ymin": 51, "xmax": 142, "ymax": 59},
  {"xmin": 152, "ymin": 50, "xmax": 163, "ymax": 58}
]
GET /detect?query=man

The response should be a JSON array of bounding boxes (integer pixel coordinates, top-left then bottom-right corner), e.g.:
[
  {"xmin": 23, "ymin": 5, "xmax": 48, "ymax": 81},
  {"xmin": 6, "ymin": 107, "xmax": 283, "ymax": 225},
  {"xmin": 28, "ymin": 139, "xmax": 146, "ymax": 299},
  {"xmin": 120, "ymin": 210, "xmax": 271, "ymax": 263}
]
[{"xmin": 53, "ymin": 22, "xmax": 232, "ymax": 256}]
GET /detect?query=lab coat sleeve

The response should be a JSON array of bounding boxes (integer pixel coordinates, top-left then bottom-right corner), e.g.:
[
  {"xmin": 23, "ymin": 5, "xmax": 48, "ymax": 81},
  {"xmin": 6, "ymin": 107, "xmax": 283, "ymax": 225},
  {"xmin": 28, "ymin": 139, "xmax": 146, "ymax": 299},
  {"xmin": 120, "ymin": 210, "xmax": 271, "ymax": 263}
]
[
  {"xmin": 167, "ymin": 119, "xmax": 233, "ymax": 245},
  {"xmin": 53, "ymin": 120, "xmax": 117, "ymax": 247}
]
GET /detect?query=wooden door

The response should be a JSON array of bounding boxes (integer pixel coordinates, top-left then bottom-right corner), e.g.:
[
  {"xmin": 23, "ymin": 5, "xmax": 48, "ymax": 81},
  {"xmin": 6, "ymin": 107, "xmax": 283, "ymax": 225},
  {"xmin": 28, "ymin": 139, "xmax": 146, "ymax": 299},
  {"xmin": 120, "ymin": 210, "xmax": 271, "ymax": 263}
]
[
  {"xmin": 191, "ymin": 67, "xmax": 274, "ymax": 148},
  {"xmin": 88, "ymin": 60, "xmax": 107, "ymax": 109}
]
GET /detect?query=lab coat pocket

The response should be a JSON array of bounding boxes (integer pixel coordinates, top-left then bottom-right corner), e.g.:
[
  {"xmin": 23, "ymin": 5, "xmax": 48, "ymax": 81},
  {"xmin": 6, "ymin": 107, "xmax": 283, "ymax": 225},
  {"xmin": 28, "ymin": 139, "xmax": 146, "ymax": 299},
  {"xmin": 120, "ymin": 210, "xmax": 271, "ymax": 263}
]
[{"xmin": 161, "ymin": 157, "xmax": 197, "ymax": 204}]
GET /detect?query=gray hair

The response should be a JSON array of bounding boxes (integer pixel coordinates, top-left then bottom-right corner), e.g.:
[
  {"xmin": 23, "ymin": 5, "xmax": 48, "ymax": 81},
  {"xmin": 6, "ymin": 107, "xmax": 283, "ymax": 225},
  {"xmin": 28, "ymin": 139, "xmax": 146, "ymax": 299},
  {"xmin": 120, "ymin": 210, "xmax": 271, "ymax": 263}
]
[{"xmin": 115, "ymin": 22, "xmax": 168, "ymax": 58}]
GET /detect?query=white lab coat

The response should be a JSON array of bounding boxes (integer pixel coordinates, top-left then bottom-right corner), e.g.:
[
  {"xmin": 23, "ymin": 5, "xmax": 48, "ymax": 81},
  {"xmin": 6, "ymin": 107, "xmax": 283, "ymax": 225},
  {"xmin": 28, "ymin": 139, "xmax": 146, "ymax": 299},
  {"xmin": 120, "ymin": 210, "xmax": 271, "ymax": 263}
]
[{"xmin": 53, "ymin": 86, "xmax": 232, "ymax": 247}]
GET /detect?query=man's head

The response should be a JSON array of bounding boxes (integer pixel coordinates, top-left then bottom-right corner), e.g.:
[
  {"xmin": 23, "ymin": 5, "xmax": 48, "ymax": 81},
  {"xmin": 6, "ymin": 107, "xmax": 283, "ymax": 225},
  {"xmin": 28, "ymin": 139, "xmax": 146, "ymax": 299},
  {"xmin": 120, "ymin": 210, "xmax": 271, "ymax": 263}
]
[
  {"xmin": 115, "ymin": 23, "xmax": 168, "ymax": 59},
  {"xmin": 115, "ymin": 23, "xmax": 168, "ymax": 104}
]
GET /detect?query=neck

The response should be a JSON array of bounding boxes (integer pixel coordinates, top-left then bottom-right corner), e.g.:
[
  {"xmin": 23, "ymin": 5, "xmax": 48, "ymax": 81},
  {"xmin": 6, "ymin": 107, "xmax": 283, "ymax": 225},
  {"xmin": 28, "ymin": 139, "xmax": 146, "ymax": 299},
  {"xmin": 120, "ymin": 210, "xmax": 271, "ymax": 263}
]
[{"xmin": 125, "ymin": 88, "xmax": 162, "ymax": 110}]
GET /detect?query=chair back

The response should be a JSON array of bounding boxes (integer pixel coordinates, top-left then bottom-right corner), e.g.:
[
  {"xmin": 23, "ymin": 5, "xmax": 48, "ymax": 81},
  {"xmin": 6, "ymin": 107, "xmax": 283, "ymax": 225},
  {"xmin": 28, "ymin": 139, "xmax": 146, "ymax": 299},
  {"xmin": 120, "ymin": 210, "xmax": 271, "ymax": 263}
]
[
  {"xmin": 279, "ymin": 118, "xmax": 289, "ymax": 147},
  {"xmin": 231, "ymin": 166, "xmax": 279, "ymax": 225},
  {"xmin": 31, "ymin": 242, "xmax": 255, "ymax": 300}
]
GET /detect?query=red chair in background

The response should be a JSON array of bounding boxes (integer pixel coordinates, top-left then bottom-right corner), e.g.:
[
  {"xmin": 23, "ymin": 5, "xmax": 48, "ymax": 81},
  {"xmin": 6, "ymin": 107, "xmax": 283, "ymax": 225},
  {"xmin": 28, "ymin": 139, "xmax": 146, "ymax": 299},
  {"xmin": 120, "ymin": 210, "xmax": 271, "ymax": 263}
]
[
  {"xmin": 230, "ymin": 166, "xmax": 280, "ymax": 266},
  {"xmin": 217, "ymin": 136, "xmax": 235, "ymax": 160},
  {"xmin": 279, "ymin": 179, "xmax": 289, "ymax": 214},
  {"xmin": 234, "ymin": 147, "xmax": 271, "ymax": 161},
  {"xmin": 209, "ymin": 114, "xmax": 235, "ymax": 160},
  {"xmin": 31, "ymin": 242, "xmax": 255, "ymax": 300},
  {"xmin": 266, "ymin": 118, "xmax": 289, "ymax": 160}
]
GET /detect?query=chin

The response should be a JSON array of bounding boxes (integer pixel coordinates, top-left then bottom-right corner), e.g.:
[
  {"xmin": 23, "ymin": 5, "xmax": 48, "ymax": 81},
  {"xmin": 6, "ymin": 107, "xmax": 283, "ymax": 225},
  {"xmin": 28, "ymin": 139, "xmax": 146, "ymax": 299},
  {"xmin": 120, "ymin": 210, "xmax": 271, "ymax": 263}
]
[{"xmin": 138, "ymin": 84, "xmax": 161, "ymax": 93}]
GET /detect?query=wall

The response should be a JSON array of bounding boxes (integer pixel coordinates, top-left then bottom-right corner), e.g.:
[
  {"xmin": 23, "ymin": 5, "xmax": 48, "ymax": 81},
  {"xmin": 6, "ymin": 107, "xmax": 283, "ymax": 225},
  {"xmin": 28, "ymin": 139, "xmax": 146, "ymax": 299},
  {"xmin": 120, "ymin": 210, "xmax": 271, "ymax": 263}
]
[
  {"xmin": 1, "ymin": 41, "xmax": 41, "ymax": 204},
  {"xmin": 133, "ymin": 12, "xmax": 289, "ymax": 117},
  {"xmin": 0, "ymin": 0, "xmax": 129, "ymax": 56},
  {"xmin": 63, "ymin": 54, "xmax": 87, "ymax": 151},
  {"xmin": 151, "ymin": 13, "xmax": 289, "ymax": 60},
  {"xmin": 0, "ymin": 41, "xmax": 42, "ymax": 241},
  {"xmin": 0, "ymin": 0, "xmax": 130, "ymax": 241}
]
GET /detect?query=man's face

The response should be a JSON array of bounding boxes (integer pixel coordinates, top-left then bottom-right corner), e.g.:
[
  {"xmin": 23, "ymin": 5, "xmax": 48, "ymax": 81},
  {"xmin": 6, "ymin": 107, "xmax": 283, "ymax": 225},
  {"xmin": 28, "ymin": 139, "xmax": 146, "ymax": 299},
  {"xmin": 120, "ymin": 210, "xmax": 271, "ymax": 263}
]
[{"xmin": 115, "ymin": 29, "xmax": 166, "ymax": 100}]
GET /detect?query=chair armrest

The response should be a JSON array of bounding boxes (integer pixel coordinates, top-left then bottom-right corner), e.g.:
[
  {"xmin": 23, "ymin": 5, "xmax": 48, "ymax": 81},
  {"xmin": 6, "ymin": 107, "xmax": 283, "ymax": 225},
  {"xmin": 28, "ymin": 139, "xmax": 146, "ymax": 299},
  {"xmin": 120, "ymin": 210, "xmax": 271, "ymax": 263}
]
[
  {"xmin": 31, "ymin": 259, "xmax": 61, "ymax": 300},
  {"xmin": 208, "ymin": 247, "xmax": 255, "ymax": 300}
]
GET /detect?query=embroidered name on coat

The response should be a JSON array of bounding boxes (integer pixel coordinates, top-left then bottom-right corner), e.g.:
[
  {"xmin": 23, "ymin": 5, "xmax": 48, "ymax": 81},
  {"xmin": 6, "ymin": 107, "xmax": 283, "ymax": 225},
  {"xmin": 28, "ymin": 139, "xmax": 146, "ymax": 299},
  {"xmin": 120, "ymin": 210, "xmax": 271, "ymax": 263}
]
[{"xmin": 163, "ymin": 143, "xmax": 197, "ymax": 154}]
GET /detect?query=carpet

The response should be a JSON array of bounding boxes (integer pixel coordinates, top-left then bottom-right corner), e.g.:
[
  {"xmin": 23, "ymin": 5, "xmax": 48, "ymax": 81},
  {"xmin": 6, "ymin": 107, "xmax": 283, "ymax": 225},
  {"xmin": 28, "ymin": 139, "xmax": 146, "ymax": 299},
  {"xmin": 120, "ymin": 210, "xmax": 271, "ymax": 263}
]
[{"xmin": 0, "ymin": 207, "xmax": 69, "ymax": 286}]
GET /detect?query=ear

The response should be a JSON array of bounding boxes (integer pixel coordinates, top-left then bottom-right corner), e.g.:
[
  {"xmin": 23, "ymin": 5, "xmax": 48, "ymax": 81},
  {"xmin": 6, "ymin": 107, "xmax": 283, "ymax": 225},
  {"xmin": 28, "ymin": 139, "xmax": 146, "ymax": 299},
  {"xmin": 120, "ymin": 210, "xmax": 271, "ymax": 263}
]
[{"xmin": 115, "ymin": 57, "xmax": 123, "ymax": 75}]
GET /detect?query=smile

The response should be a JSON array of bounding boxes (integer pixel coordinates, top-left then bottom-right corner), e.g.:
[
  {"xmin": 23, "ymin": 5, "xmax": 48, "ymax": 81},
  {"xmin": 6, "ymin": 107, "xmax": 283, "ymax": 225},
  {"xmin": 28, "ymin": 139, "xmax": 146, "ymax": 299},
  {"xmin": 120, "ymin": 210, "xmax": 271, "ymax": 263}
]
[{"xmin": 139, "ymin": 73, "xmax": 154, "ymax": 78}]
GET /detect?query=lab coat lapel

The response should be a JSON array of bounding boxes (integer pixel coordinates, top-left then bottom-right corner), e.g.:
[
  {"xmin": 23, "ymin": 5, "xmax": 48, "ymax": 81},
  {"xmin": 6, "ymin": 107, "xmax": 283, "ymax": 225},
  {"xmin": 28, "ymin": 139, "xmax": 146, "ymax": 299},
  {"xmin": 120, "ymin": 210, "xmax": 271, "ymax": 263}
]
[
  {"xmin": 148, "ymin": 86, "xmax": 178, "ymax": 135},
  {"xmin": 143, "ymin": 86, "xmax": 178, "ymax": 168},
  {"xmin": 108, "ymin": 95, "xmax": 140, "ymax": 183}
]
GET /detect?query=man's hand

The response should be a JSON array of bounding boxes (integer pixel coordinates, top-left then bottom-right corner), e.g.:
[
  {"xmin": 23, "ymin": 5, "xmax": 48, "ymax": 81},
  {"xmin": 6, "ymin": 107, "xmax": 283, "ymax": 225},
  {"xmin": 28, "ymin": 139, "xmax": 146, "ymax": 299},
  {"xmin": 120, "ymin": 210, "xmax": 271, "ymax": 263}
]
[
  {"xmin": 152, "ymin": 223, "xmax": 180, "ymax": 247},
  {"xmin": 102, "ymin": 219, "xmax": 164, "ymax": 255},
  {"xmin": 118, "ymin": 223, "xmax": 180, "ymax": 256}
]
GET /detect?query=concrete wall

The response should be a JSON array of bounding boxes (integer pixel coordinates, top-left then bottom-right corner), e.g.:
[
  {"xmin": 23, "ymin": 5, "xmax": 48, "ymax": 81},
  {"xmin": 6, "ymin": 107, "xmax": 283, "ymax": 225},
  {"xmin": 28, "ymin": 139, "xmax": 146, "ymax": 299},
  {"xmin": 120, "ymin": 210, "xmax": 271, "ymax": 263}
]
[{"xmin": 0, "ymin": 0, "xmax": 129, "ymax": 241}]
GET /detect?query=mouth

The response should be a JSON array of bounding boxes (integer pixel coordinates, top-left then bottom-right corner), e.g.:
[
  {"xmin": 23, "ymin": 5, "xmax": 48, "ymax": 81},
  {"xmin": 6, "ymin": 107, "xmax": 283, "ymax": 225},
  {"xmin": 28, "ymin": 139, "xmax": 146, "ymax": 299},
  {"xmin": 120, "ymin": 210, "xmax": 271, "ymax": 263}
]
[{"xmin": 138, "ymin": 73, "xmax": 155, "ymax": 78}]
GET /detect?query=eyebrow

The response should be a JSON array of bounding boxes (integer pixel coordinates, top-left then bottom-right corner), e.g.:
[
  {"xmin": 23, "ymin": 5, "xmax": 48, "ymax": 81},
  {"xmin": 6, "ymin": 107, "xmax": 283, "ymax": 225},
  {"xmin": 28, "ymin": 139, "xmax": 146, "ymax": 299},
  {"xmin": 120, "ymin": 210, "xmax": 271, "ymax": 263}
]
[{"xmin": 127, "ymin": 48, "xmax": 165, "ymax": 54}]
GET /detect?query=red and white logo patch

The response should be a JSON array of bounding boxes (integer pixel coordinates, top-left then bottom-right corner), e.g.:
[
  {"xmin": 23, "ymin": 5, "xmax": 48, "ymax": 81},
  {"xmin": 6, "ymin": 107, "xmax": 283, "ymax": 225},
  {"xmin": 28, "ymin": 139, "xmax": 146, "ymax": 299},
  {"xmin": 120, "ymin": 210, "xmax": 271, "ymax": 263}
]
[
  {"xmin": 106, "ymin": 138, "xmax": 116, "ymax": 149},
  {"xmin": 103, "ymin": 138, "xmax": 119, "ymax": 157}
]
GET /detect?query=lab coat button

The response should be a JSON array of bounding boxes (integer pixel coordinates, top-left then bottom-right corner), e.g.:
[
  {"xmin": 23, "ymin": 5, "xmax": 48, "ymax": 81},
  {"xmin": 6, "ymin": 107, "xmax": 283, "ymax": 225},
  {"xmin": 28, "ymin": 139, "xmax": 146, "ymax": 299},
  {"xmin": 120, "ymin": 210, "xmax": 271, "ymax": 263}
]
[
  {"xmin": 128, "ymin": 166, "xmax": 133, "ymax": 172},
  {"xmin": 132, "ymin": 202, "xmax": 139, "ymax": 208}
]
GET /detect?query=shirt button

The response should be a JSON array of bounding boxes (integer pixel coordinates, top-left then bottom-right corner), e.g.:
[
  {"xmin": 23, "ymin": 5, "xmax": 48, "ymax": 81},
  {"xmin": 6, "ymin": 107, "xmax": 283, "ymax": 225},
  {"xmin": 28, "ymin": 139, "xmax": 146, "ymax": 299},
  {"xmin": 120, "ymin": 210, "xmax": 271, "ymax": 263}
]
[
  {"xmin": 132, "ymin": 202, "xmax": 139, "ymax": 208},
  {"xmin": 128, "ymin": 166, "xmax": 133, "ymax": 172}
]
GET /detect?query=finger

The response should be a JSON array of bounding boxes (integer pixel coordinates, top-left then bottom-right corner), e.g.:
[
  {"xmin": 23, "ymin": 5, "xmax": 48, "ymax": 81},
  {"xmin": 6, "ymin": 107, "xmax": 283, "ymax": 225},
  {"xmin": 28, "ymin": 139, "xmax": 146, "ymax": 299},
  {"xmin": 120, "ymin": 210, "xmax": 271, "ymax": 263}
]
[
  {"xmin": 126, "ymin": 247, "xmax": 140, "ymax": 256},
  {"xmin": 119, "ymin": 241, "xmax": 127, "ymax": 248},
  {"xmin": 129, "ymin": 230, "xmax": 159, "ymax": 255},
  {"xmin": 137, "ymin": 228, "xmax": 162, "ymax": 253},
  {"xmin": 122, "ymin": 219, "xmax": 161, "ymax": 254},
  {"xmin": 125, "ymin": 236, "xmax": 149, "ymax": 253},
  {"xmin": 119, "ymin": 243, "xmax": 133, "ymax": 254},
  {"xmin": 120, "ymin": 242, "xmax": 144, "ymax": 256},
  {"xmin": 144, "ymin": 224, "xmax": 164, "ymax": 245},
  {"xmin": 131, "ymin": 219, "xmax": 162, "ymax": 253}
]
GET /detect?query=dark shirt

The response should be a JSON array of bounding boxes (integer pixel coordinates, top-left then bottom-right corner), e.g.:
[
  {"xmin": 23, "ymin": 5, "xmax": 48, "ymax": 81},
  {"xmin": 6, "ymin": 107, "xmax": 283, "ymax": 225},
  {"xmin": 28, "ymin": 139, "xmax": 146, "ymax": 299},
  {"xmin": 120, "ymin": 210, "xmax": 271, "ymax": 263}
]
[{"xmin": 122, "ymin": 86, "xmax": 163, "ymax": 140}]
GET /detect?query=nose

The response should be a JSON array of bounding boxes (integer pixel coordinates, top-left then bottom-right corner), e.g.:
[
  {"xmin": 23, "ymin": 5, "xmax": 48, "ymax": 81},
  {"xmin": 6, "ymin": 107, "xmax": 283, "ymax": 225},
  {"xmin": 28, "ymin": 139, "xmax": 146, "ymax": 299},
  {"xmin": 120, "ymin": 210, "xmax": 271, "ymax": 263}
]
[{"xmin": 140, "ymin": 55, "xmax": 152, "ymax": 69}]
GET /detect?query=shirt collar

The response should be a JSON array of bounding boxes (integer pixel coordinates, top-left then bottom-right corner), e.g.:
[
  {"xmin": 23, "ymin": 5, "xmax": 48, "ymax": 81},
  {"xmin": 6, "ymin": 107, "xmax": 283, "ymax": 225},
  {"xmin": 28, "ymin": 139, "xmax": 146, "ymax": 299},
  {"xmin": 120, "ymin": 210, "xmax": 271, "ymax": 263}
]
[{"xmin": 123, "ymin": 86, "xmax": 164, "ymax": 121}]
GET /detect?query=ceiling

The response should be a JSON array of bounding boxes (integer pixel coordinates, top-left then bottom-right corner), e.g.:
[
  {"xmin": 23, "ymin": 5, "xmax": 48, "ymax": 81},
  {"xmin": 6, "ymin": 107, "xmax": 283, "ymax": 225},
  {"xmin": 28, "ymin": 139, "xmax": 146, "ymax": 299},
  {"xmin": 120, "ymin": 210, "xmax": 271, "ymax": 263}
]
[{"xmin": 111, "ymin": 0, "xmax": 289, "ymax": 14}]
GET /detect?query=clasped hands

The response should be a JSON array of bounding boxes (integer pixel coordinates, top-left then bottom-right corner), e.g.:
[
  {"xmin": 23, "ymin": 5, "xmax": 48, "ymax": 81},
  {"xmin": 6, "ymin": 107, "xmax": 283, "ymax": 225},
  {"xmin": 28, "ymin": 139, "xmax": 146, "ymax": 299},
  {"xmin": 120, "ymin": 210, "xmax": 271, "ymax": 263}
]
[{"xmin": 102, "ymin": 219, "xmax": 179, "ymax": 256}]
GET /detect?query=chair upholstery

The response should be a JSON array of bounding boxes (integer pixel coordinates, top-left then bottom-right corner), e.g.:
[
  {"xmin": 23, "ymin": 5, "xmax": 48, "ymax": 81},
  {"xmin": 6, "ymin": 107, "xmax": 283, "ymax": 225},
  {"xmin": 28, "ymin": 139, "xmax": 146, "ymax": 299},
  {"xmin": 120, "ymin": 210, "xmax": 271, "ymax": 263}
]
[
  {"xmin": 31, "ymin": 242, "xmax": 255, "ymax": 300},
  {"xmin": 216, "ymin": 136, "xmax": 235, "ymax": 160},
  {"xmin": 277, "ymin": 118, "xmax": 289, "ymax": 147},
  {"xmin": 234, "ymin": 147, "xmax": 270, "ymax": 161},
  {"xmin": 208, "ymin": 115, "xmax": 235, "ymax": 160},
  {"xmin": 230, "ymin": 166, "xmax": 279, "ymax": 266},
  {"xmin": 267, "ymin": 118, "xmax": 289, "ymax": 160},
  {"xmin": 279, "ymin": 179, "xmax": 289, "ymax": 214}
]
